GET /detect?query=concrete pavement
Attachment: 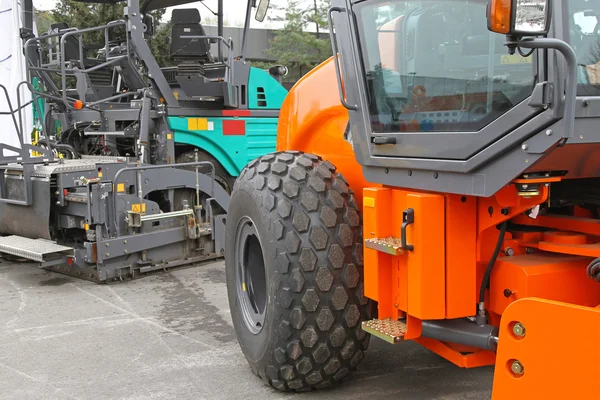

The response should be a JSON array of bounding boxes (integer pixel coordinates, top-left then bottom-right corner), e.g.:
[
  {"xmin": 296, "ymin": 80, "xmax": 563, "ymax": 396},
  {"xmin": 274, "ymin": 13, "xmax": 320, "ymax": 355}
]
[{"xmin": 0, "ymin": 259, "xmax": 493, "ymax": 399}]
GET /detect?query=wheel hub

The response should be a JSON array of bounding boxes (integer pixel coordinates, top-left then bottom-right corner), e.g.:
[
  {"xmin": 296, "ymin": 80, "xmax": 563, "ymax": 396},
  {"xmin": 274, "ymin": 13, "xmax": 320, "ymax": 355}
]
[{"xmin": 235, "ymin": 216, "xmax": 267, "ymax": 334}]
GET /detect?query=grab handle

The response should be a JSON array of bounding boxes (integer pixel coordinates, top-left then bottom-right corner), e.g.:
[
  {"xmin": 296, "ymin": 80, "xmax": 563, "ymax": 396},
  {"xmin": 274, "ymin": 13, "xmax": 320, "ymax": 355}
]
[{"xmin": 327, "ymin": 7, "xmax": 357, "ymax": 111}]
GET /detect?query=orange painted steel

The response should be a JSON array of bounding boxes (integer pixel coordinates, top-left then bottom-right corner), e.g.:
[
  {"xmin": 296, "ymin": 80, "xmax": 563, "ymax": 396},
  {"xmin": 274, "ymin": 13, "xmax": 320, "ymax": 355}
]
[
  {"xmin": 363, "ymin": 188, "xmax": 445, "ymax": 320},
  {"xmin": 445, "ymin": 195, "xmax": 477, "ymax": 318},
  {"xmin": 477, "ymin": 185, "xmax": 549, "ymax": 237},
  {"xmin": 405, "ymin": 193, "xmax": 446, "ymax": 320},
  {"xmin": 513, "ymin": 213, "xmax": 600, "ymax": 237},
  {"xmin": 275, "ymin": 58, "xmax": 374, "ymax": 210},
  {"xmin": 416, "ymin": 338, "xmax": 496, "ymax": 368},
  {"xmin": 489, "ymin": 254, "xmax": 600, "ymax": 316},
  {"xmin": 537, "ymin": 241, "xmax": 600, "ymax": 258},
  {"xmin": 363, "ymin": 187, "xmax": 395, "ymax": 319},
  {"xmin": 512, "ymin": 177, "xmax": 562, "ymax": 184},
  {"xmin": 276, "ymin": 50, "xmax": 600, "ymax": 397},
  {"xmin": 542, "ymin": 231, "xmax": 588, "ymax": 245},
  {"xmin": 493, "ymin": 298, "xmax": 600, "ymax": 400}
]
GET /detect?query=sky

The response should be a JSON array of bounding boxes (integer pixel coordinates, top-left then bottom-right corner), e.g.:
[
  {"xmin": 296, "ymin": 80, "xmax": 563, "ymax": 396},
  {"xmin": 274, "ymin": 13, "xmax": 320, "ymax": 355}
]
[{"xmin": 32, "ymin": 0, "xmax": 313, "ymax": 28}]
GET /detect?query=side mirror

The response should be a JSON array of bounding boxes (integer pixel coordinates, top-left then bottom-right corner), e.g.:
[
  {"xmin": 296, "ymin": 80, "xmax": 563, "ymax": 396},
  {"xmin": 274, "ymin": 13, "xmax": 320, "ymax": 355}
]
[
  {"xmin": 488, "ymin": 0, "xmax": 551, "ymax": 36},
  {"xmin": 268, "ymin": 65, "xmax": 287, "ymax": 84},
  {"xmin": 268, "ymin": 65, "xmax": 288, "ymax": 77},
  {"xmin": 255, "ymin": 0, "xmax": 270, "ymax": 22}
]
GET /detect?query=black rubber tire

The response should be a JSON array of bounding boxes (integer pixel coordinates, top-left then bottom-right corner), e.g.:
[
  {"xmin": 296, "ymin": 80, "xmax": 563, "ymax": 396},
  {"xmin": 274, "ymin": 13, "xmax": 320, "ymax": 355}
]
[{"xmin": 225, "ymin": 151, "xmax": 373, "ymax": 391}]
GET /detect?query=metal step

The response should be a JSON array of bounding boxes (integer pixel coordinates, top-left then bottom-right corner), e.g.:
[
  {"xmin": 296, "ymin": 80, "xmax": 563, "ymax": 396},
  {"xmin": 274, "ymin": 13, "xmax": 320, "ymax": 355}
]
[
  {"xmin": 364, "ymin": 237, "xmax": 405, "ymax": 256},
  {"xmin": 0, "ymin": 235, "xmax": 73, "ymax": 264},
  {"xmin": 362, "ymin": 318, "xmax": 407, "ymax": 344}
]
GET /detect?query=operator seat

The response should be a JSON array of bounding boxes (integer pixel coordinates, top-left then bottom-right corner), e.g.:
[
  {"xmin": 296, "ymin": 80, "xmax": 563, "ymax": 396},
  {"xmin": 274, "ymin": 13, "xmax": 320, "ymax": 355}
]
[
  {"xmin": 168, "ymin": 8, "xmax": 231, "ymax": 104},
  {"xmin": 170, "ymin": 9, "xmax": 213, "ymax": 64}
]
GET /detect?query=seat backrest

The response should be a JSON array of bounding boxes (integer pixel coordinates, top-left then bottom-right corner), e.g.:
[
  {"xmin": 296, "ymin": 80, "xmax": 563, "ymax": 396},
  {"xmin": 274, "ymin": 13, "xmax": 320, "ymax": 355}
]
[
  {"xmin": 50, "ymin": 22, "xmax": 82, "ymax": 62},
  {"xmin": 170, "ymin": 9, "xmax": 210, "ymax": 60}
]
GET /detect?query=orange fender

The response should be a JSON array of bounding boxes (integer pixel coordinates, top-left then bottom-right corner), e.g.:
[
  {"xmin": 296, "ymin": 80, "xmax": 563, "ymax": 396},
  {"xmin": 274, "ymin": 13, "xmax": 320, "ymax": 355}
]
[{"xmin": 276, "ymin": 57, "xmax": 376, "ymax": 209}]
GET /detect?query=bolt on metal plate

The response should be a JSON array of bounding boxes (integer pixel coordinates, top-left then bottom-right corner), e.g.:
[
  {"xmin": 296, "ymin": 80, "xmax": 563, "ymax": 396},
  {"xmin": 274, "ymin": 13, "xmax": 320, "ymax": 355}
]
[
  {"xmin": 511, "ymin": 360, "xmax": 524, "ymax": 375},
  {"xmin": 513, "ymin": 323, "xmax": 526, "ymax": 337}
]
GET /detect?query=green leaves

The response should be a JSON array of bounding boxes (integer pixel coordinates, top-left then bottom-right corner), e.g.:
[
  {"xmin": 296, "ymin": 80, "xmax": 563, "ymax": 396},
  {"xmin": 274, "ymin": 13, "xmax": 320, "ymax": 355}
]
[{"xmin": 266, "ymin": 0, "xmax": 332, "ymax": 70}]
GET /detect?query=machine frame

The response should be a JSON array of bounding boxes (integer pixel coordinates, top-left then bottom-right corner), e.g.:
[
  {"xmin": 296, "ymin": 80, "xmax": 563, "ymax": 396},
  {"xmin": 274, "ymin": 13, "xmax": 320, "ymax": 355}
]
[{"xmin": 0, "ymin": 0, "xmax": 281, "ymax": 282}]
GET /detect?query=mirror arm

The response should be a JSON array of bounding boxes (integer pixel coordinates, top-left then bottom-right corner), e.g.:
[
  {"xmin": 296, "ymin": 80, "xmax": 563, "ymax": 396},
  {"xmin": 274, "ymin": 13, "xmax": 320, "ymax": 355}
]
[{"xmin": 507, "ymin": 38, "xmax": 577, "ymax": 139}]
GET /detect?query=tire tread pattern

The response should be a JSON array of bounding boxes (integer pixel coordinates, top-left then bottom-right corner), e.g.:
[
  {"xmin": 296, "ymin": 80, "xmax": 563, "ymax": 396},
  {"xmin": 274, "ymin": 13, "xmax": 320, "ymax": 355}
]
[{"xmin": 233, "ymin": 151, "xmax": 373, "ymax": 391}]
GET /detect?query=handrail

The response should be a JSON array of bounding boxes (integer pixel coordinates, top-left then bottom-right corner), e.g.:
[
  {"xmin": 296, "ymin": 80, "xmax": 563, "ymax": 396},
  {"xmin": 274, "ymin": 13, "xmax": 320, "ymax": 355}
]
[
  {"xmin": 24, "ymin": 22, "xmax": 129, "ymax": 110},
  {"xmin": 15, "ymin": 81, "xmax": 51, "ymax": 159},
  {"xmin": 59, "ymin": 22, "xmax": 128, "ymax": 109},
  {"xmin": 0, "ymin": 82, "xmax": 48, "ymax": 158},
  {"xmin": 0, "ymin": 85, "xmax": 24, "ymax": 147},
  {"xmin": 177, "ymin": 35, "xmax": 235, "ymax": 83}
]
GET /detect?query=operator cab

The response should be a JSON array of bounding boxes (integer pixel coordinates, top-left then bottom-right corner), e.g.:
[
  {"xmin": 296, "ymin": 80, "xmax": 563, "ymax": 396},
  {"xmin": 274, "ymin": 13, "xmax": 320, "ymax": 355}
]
[{"xmin": 326, "ymin": 0, "xmax": 600, "ymax": 197}]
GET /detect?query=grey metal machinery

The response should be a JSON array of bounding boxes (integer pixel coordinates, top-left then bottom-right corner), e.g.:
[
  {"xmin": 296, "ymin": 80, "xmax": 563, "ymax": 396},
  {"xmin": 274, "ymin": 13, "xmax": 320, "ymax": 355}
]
[{"xmin": 0, "ymin": 0, "xmax": 278, "ymax": 282}]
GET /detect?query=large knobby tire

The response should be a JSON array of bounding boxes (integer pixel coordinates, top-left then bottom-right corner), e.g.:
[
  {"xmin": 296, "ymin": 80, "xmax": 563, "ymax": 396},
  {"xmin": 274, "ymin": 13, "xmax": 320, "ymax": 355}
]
[{"xmin": 225, "ymin": 151, "xmax": 373, "ymax": 391}]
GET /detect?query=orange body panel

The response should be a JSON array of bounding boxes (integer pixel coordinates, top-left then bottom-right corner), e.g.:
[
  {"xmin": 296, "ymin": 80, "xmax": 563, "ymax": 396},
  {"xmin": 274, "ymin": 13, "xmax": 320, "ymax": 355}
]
[
  {"xmin": 363, "ymin": 188, "xmax": 446, "ymax": 320},
  {"xmin": 405, "ymin": 193, "xmax": 446, "ymax": 320},
  {"xmin": 363, "ymin": 188, "xmax": 395, "ymax": 318},
  {"xmin": 489, "ymin": 254, "xmax": 600, "ymax": 316},
  {"xmin": 416, "ymin": 338, "xmax": 496, "ymax": 368},
  {"xmin": 276, "ymin": 58, "xmax": 374, "ymax": 210},
  {"xmin": 513, "ymin": 213, "xmax": 600, "ymax": 238},
  {"xmin": 445, "ymin": 195, "xmax": 477, "ymax": 318},
  {"xmin": 493, "ymin": 298, "xmax": 600, "ymax": 399}
]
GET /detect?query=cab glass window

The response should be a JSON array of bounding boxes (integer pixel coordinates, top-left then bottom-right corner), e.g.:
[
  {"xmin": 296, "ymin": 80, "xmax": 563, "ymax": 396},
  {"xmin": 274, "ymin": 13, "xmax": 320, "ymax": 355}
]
[
  {"xmin": 569, "ymin": 0, "xmax": 600, "ymax": 95},
  {"xmin": 354, "ymin": 1, "xmax": 536, "ymax": 133}
]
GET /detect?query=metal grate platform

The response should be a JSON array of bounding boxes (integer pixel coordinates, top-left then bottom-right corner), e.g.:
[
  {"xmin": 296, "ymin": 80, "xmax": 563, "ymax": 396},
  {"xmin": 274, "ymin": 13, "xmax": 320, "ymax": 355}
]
[
  {"xmin": 362, "ymin": 318, "xmax": 407, "ymax": 344},
  {"xmin": 0, "ymin": 235, "xmax": 73, "ymax": 262},
  {"xmin": 5, "ymin": 156, "xmax": 130, "ymax": 178}
]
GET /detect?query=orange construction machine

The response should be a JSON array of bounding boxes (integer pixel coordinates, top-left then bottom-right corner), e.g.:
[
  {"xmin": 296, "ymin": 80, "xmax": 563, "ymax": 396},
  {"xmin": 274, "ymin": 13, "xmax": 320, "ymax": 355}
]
[{"xmin": 224, "ymin": 0, "xmax": 600, "ymax": 398}]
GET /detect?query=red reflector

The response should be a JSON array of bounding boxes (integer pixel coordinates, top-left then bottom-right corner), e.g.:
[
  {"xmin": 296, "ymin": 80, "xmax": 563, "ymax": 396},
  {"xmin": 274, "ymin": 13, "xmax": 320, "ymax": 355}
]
[
  {"xmin": 67, "ymin": 257, "xmax": 74, "ymax": 266},
  {"xmin": 63, "ymin": 189, "xmax": 68, "ymax": 196},
  {"xmin": 223, "ymin": 120, "xmax": 246, "ymax": 136},
  {"xmin": 222, "ymin": 110, "xmax": 251, "ymax": 117}
]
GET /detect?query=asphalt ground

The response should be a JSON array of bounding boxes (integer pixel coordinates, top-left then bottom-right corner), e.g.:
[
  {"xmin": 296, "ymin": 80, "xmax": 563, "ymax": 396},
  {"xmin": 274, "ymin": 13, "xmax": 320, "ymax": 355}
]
[{"xmin": 0, "ymin": 259, "xmax": 493, "ymax": 399}]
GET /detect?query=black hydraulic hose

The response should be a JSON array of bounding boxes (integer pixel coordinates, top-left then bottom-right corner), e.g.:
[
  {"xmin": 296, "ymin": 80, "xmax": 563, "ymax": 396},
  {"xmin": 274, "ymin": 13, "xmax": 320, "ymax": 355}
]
[
  {"xmin": 587, "ymin": 258, "xmax": 600, "ymax": 282},
  {"xmin": 52, "ymin": 143, "xmax": 79, "ymax": 159},
  {"xmin": 476, "ymin": 221, "xmax": 508, "ymax": 325},
  {"xmin": 479, "ymin": 221, "xmax": 508, "ymax": 305}
]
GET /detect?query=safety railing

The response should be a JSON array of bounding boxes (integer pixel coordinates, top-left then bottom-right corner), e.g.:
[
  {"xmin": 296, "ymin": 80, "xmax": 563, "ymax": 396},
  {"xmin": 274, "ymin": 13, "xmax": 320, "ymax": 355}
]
[
  {"xmin": 0, "ymin": 82, "xmax": 52, "ymax": 163},
  {"xmin": 24, "ymin": 20, "xmax": 132, "ymax": 110},
  {"xmin": 0, "ymin": 81, "xmax": 54, "ymax": 205},
  {"xmin": 177, "ymin": 35, "xmax": 235, "ymax": 84}
]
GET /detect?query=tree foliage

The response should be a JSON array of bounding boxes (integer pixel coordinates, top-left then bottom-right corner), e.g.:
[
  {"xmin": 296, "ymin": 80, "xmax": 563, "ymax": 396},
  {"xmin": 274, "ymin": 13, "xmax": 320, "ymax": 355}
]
[{"xmin": 266, "ymin": 0, "xmax": 331, "ymax": 71}]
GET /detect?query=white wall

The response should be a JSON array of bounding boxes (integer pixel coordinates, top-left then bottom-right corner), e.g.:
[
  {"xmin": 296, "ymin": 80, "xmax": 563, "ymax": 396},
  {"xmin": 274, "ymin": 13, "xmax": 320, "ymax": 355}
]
[{"xmin": 0, "ymin": 0, "xmax": 33, "ymax": 155}]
